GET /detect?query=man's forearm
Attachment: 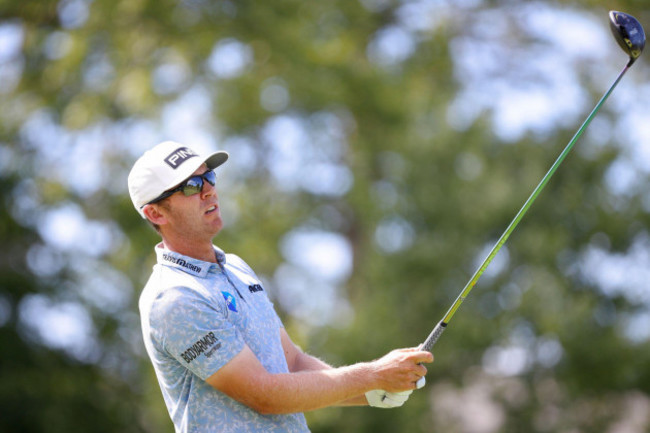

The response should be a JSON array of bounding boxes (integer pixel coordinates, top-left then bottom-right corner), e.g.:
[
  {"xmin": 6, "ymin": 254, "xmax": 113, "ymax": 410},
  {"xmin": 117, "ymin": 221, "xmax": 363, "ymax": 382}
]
[
  {"xmin": 239, "ymin": 362, "xmax": 377, "ymax": 414},
  {"xmin": 337, "ymin": 394, "xmax": 370, "ymax": 406},
  {"xmin": 292, "ymin": 351, "xmax": 333, "ymax": 372},
  {"xmin": 292, "ymin": 352, "xmax": 369, "ymax": 406},
  {"xmin": 208, "ymin": 344, "xmax": 431, "ymax": 415}
]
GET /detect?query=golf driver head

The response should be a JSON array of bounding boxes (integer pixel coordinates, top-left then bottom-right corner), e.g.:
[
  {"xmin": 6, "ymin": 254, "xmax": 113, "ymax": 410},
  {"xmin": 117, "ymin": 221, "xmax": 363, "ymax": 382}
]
[{"xmin": 609, "ymin": 11, "xmax": 646, "ymax": 65}]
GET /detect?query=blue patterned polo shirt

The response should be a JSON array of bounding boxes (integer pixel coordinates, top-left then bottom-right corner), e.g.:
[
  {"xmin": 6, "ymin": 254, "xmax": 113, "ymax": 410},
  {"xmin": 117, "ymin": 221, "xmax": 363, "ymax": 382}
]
[{"xmin": 139, "ymin": 243, "xmax": 310, "ymax": 433}]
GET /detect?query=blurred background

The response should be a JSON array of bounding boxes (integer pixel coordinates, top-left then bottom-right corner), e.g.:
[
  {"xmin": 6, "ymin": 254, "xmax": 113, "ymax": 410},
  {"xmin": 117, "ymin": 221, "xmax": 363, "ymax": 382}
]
[{"xmin": 1, "ymin": 0, "xmax": 649, "ymax": 432}]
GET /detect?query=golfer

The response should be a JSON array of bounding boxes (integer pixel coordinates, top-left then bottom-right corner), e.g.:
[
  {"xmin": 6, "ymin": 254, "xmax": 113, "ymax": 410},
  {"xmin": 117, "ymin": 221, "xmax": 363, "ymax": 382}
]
[{"xmin": 128, "ymin": 141, "xmax": 433, "ymax": 433}]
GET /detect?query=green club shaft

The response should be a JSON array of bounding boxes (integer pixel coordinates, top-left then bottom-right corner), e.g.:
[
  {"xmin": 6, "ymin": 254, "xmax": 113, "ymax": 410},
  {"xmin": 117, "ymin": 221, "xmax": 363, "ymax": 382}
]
[{"xmin": 421, "ymin": 63, "xmax": 631, "ymax": 352}]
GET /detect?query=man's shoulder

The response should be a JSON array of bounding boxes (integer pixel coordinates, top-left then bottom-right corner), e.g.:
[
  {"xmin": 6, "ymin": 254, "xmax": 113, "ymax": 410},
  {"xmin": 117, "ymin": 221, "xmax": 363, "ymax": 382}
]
[
  {"xmin": 223, "ymin": 253, "xmax": 256, "ymax": 274},
  {"xmin": 139, "ymin": 266, "xmax": 210, "ymax": 313}
]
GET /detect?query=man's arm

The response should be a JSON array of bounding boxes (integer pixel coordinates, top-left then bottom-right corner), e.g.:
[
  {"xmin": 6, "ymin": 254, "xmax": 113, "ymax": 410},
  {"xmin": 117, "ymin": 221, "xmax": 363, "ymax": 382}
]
[
  {"xmin": 280, "ymin": 328, "xmax": 332, "ymax": 372},
  {"xmin": 279, "ymin": 328, "xmax": 369, "ymax": 406},
  {"xmin": 205, "ymin": 341, "xmax": 432, "ymax": 415}
]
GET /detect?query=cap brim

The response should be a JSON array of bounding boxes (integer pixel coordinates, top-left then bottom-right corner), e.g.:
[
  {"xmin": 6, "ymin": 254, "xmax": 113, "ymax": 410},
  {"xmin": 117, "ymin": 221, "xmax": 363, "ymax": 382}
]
[{"xmin": 205, "ymin": 151, "xmax": 229, "ymax": 170}]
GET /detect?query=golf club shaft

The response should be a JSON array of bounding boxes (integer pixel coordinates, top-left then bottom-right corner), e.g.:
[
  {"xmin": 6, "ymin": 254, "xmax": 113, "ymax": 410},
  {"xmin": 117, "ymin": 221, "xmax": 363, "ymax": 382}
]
[{"xmin": 421, "ymin": 62, "xmax": 632, "ymax": 352}]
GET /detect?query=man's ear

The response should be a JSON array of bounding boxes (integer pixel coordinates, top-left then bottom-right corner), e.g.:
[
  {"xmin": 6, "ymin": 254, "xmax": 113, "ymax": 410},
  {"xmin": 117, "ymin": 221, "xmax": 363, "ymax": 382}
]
[{"xmin": 142, "ymin": 204, "xmax": 168, "ymax": 226}]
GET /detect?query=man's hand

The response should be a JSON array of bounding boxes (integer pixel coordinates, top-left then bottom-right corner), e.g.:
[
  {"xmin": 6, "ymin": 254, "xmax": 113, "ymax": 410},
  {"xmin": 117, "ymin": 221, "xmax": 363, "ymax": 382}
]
[
  {"xmin": 365, "ymin": 389, "xmax": 413, "ymax": 408},
  {"xmin": 369, "ymin": 347, "xmax": 433, "ymax": 393}
]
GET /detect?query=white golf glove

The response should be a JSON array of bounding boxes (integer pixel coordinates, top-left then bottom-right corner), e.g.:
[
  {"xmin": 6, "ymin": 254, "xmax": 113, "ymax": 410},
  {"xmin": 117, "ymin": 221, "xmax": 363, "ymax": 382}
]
[{"xmin": 365, "ymin": 389, "xmax": 413, "ymax": 408}]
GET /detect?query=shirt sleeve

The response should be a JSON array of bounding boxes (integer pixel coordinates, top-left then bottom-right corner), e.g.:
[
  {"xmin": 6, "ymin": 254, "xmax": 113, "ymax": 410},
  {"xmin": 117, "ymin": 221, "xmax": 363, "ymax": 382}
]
[{"xmin": 148, "ymin": 285, "xmax": 245, "ymax": 381}]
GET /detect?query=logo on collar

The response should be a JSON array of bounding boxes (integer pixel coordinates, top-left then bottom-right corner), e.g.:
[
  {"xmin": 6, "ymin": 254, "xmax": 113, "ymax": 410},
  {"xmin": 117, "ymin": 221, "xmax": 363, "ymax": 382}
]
[
  {"xmin": 221, "ymin": 291, "xmax": 238, "ymax": 312},
  {"xmin": 161, "ymin": 252, "xmax": 209, "ymax": 277}
]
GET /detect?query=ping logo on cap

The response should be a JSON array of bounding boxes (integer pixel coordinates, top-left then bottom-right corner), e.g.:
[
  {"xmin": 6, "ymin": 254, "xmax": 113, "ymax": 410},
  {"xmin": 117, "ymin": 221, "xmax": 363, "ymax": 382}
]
[{"xmin": 164, "ymin": 147, "xmax": 198, "ymax": 169}]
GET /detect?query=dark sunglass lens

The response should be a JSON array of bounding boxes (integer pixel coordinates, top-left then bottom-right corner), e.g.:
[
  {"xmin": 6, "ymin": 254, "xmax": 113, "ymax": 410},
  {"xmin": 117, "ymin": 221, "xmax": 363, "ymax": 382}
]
[
  {"xmin": 179, "ymin": 171, "xmax": 216, "ymax": 196},
  {"xmin": 182, "ymin": 176, "xmax": 203, "ymax": 196},
  {"xmin": 204, "ymin": 170, "xmax": 216, "ymax": 186}
]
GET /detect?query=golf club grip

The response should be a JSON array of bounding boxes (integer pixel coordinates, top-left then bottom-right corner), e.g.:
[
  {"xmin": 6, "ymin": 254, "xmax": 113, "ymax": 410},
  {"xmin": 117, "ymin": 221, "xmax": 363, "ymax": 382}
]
[{"xmin": 420, "ymin": 321, "xmax": 447, "ymax": 352}]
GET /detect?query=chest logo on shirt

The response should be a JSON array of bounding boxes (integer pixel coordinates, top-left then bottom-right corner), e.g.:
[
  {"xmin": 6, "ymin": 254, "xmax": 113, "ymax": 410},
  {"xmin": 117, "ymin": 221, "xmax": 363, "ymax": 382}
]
[
  {"xmin": 221, "ymin": 291, "xmax": 238, "ymax": 312},
  {"xmin": 248, "ymin": 284, "xmax": 264, "ymax": 293}
]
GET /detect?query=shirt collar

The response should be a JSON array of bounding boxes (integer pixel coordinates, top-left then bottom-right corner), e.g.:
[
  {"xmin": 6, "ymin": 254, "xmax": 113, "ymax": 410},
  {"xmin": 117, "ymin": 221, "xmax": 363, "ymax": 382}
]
[{"xmin": 155, "ymin": 243, "xmax": 226, "ymax": 278}]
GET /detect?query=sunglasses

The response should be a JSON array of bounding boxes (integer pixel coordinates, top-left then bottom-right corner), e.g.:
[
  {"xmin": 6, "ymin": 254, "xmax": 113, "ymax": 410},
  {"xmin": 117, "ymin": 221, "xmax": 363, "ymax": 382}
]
[{"xmin": 146, "ymin": 170, "xmax": 217, "ymax": 206}]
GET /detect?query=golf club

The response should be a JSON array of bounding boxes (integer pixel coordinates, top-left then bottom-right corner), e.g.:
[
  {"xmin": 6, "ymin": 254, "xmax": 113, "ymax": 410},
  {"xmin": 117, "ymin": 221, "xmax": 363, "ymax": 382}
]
[{"xmin": 418, "ymin": 10, "xmax": 645, "ymax": 362}]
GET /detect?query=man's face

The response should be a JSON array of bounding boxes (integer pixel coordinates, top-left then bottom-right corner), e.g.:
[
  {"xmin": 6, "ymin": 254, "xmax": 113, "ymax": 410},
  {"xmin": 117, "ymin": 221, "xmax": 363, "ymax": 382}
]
[{"xmin": 154, "ymin": 163, "xmax": 224, "ymax": 241}]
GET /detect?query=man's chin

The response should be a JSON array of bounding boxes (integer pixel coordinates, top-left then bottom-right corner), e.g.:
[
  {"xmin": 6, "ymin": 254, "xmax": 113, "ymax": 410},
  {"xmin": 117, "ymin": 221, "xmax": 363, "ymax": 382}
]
[{"xmin": 209, "ymin": 217, "xmax": 224, "ymax": 235}]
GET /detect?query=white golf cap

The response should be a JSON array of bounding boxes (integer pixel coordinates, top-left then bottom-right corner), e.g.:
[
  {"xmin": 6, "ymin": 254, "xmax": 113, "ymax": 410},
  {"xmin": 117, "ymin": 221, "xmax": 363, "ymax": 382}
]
[{"xmin": 128, "ymin": 141, "xmax": 228, "ymax": 218}]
